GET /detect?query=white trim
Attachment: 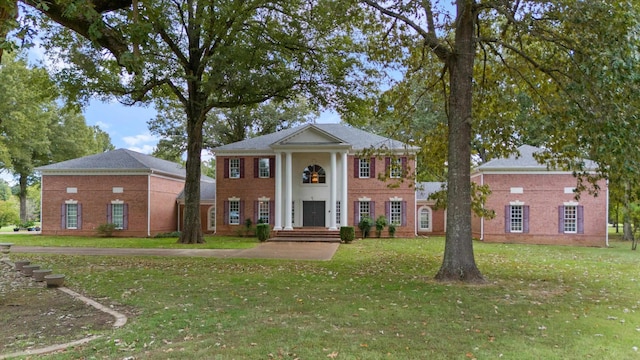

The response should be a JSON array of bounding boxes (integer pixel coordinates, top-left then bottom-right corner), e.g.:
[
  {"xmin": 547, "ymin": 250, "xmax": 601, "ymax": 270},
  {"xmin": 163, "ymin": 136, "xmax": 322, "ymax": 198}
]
[
  {"xmin": 418, "ymin": 206, "xmax": 433, "ymax": 232},
  {"xmin": 389, "ymin": 196, "xmax": 403, "ymax": 202},
  {"xmin": 65, "ymin": 199, "xmax": 78, "ymax": 204},
  {"xmin": 111, "ymin": 199, "xmax": 124, "ymax": 204},
  {"xmin": 510, "ymin": 187, "xmax": 523, "ymax": 194},
  {"xmin": 113, "ymin": 187, "xmax": 124, "ymax": 193},
  {"xmin": 66, "ymin": 187, "xmax": 78, "ymax": 194},
  {"xmin": 228, "ymin": 196, "xmax": 240, "ymax": 201},
  {"xmin": 564, "ymin": 187, "xmax": 576, "ymax": 194},
  {"xmin": 358, "ymin": 196, "xmax": 371, "ymax": 202},
  {"xmin": 509, "ymin": 200, "xmax": 525, "ymax": 206},
  {"xmin": 563, "ymin": 201, "xmax": 579, "ymax": 206}
]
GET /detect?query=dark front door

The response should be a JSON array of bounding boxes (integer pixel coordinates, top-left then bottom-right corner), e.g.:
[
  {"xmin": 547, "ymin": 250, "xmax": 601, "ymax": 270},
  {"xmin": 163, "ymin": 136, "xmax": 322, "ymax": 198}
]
[{"xmin": 303, "ymin": 201, "xmax": 325, "ymax": 227}]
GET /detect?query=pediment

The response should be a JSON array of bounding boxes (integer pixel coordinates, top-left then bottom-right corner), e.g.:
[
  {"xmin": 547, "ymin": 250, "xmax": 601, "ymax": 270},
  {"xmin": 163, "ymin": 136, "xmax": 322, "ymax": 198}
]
[{"xmin": 271, "ymin": 125, "xmax": 347, "ymax": 147}]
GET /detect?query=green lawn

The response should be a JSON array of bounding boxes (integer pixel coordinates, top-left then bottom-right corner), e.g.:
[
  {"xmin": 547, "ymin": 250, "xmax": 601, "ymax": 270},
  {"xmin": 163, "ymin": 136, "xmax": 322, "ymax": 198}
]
[
  {"xmin": 7, "ymin": 237, "xmax": 640, "ymax": 359},
  {"xmin": 0, "ymin": 234, "xmax": 258, "ymax": 249}
]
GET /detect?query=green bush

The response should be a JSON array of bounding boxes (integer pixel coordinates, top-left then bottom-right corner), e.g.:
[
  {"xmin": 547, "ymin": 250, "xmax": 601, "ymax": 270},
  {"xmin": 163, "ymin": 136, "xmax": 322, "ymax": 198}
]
[
  {"xmin": 388, "ymin": 223, "xmax": 397, "ymax": 238},
  {"xmin": 96, "ymin": 223, "xmax": 118, "ymax": 237},
  {"xmin": 358, "ymin": 216, "xmax": 373, "ymax": 238},
  {"xmin": 375, "ymin": 215, "xmax": 388, "ymax": 238},
  {"xmin": 340, "ymin": 226, "xmax": 355, "ymax": 243},
  {"xmin": 154, "ymin": 231, "xmax": 181, "ymax": 238},
  {"xmin": 256, "ymin": 223, "xmax": 270, "ymax": 242}
]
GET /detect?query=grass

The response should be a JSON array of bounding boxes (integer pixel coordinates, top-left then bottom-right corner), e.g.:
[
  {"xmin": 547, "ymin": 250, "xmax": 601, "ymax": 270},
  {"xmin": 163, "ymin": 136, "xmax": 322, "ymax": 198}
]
[
  {"xmin": 7, "ymin": 237, "xmax": 640, "ymax": 359},
  {"xmin": 0, "ymin": 234, "xmax": 259, "ymax": 249}
]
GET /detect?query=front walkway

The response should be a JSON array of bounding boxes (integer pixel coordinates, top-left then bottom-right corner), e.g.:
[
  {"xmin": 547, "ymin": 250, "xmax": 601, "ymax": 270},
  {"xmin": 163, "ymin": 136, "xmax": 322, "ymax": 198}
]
[{"xmin": 11, "ymin": 241, "xmax": 339, "ymax": 261}]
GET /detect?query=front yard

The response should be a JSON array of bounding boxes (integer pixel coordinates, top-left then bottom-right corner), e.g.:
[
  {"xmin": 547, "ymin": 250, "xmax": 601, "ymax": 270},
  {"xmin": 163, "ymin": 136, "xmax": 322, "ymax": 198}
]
[{"xmin": 1, "ymin": 236, "xmax": 638, "ymax": 359}]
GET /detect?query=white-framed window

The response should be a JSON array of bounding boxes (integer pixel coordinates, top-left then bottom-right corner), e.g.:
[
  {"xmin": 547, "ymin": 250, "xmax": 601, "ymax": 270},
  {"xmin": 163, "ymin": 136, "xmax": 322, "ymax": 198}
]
[
  {"xmin": 208, "ymin": 206, "xmax": 216, "ymax": 230},
  {"xmin": 303, "ymin": 164, "xmax": 326, "ymax": 184},
  {"xmin": 258, "ymin": 158, "xmax": 270, "ymax": 178},
  {"xmin": 258, "ymin": 200, "xmax": 270, "ymax": 224},
  {"xmin": 66, "ymin": 203, "xmax": 78, "ymax": 229},
  {"xmin": 359, "ymin": 201, "xmax": 370, "ymax": 220},
  {"xmin": 510, "ymin": 205, "xmax": 523, "ymax": 233},
  {"xmin": 229, "ymin": 200, "xmax": 240, "ymax": 225},
  {"xmin": 390, "ymin": 158, "xmax": 402, "ymax": 178},
  {"xmin": 111, "ymin": 203, "xmax": 125, "ymax": 229},
  {"xmin": 229, "ymin": 158, "xmax": 240, "ymax": 179},
  {"xmin": 390, "ymin": 201, "xmax": 402, "ymax": 225},
  {"xmin": 419, "ymin": 206, "xmax": 432, "ymax": 231},
  {"xmin": 563, "ymin": 205, "xmax": 577, "ymax": 233},
  {"xmin": 359, "ymin": 158, "xmax": 370, "ymax": 178},
  {"xmin": 336, "ymin": 201, "xmax": 341, "ymax": 226}
]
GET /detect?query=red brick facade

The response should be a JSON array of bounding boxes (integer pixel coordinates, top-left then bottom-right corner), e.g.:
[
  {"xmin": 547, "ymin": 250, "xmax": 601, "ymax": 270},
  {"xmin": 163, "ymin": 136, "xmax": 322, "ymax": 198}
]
[
  {"xmin": 472, "ymin": 173, "xmax": 608, "ymax": 246},
  {"xmin": 41, "ymin": 174, "xmax": 184, "ymax": 237}
]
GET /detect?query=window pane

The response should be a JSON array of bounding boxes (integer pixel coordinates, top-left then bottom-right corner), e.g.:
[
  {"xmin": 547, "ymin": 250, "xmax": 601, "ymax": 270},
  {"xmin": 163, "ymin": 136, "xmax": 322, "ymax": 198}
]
[
  {"xmin": 259, "ymin": 158, "xmax": 270, "ymax": 178},
  {"xmin": 390, "ymin": 158, "xmax": 402, "ymax": 178},
  {"xmin": 112, "ymin": 203, "xmax": 124, "ymax": 229},
  {"xmin": 510, "ymin": 205, "xmax": 523, "ymax": 232},
  {"xmin": 564, "ymin": 206, "xmax": 577, "ymax": 233},
  {"xmin": 359, "ymin": 159, "xmax": 370, "ymax": 178},
  {"xmin": 259, "ymin": 201, "xmax": 270, "ymax": 224},
  {"xmin": 336, "ymin": 201, "xmax": 341, "ymax": 225},
  {"xmin": 230, "ymin": 159, "xmax": 240, "ymax": 178},
  {"xmin": 66, "ymin": 204, "xmax": 78, "ymax": 229},
  {"xmin": 420, "ymin": 208, "xmax": 430, "ymax": 229},
  {"xmin": 229, "ymin": 201, "xmax": 240, "ymax": 225},
  {"xmin": 359, "ymin": 201, "xmax": 370, "ymax": 220},
  {"xmin": 391, "ymin": 201, "xmax": 402, "ymax": 225}
]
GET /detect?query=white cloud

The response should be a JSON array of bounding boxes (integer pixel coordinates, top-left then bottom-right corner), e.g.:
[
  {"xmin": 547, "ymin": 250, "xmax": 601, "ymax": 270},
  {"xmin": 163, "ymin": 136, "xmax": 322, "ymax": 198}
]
[
  {"xmin": 94, "ymin": 120, "xmax": 111, "ymax": 129},
  {"xmin": 127, "ymin": 144, "xmax": 157, "ymax": 154},
  {"xmin": 122, "ymin": 133, "xmax": 158, "ymax": 146}
]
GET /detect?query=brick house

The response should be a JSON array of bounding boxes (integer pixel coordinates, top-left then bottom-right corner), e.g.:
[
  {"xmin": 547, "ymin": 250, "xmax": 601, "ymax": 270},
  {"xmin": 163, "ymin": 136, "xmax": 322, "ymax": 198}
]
[
  {"xmin": 212, "ymin": 123, "xmax": 419, "ymax": 238},
  {"xmin": 471, "ymin": 145, "xmax": 609, "ymax": 246},
  {"xmin": 415, "ymin": 182, "xmax": 446, "ymax": 236},
  {"xmin": 37, "ymin": 149, "xmax": 214, "ymax": 237}
]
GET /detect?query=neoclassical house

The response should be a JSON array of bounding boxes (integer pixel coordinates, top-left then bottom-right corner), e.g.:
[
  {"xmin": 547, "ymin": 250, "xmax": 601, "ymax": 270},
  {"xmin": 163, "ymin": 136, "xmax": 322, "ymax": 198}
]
[{"xmin": 212, "ymin": 123, "xmax": 419, "ymax": 237}]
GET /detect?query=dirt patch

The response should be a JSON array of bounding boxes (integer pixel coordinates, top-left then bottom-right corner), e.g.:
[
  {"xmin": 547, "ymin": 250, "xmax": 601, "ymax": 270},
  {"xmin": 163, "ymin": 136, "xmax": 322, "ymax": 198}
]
[{"xmin": 0, "ymin": 263, "xmax": 115, "ymax": 354}]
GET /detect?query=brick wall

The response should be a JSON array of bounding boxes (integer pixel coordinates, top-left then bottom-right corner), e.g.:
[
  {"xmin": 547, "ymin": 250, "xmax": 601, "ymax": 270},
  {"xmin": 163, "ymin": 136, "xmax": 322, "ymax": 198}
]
[{"xmin": 472, "ymin": 173, "xmax": 608, "ymax": 246}]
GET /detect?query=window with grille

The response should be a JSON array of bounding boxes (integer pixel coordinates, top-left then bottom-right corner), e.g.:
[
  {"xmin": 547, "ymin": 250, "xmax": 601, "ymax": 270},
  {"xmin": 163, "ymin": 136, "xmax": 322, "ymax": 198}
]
[
  {"xmin": 258, "ymin": 158, "xmax": 270, "ymax": 178},
  {"xmin": 66, "ymin": 204, "xmax": 78, "ymax": 229},
  {"xmin": 510, "ymin": 205, "xmax": 523, "ymax": 233},
  {"xmin": 229, "ymin": 158, "xmax": 240, "ymax": 179},
  {"xmin": 390, "ymin": 158, "xmax": 402, "ymax": 178},
  {"xmin": 564, "ymin": 205, "xmax": 577, "ymax": 233},
  {"xmin": 359, "ymin": 158, "xmax": 370, "ymax": 178},
  {"xmin": 229, "ymin": 200, "xmax": 240, "ymax": 225},
  {"xmin": 258, "ymin": 201, "xmax": 270, "ymax": 224},
  {"xmin": 390, "ymin": 201, "xmax": 402, "ymax": 225}
]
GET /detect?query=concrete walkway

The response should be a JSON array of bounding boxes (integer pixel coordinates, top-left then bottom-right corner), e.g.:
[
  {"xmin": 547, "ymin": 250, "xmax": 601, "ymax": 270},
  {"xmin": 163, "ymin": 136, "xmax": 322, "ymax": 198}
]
[{"xmin": 11, "ymin": 241, "xmax": 340, "ymax": 261}]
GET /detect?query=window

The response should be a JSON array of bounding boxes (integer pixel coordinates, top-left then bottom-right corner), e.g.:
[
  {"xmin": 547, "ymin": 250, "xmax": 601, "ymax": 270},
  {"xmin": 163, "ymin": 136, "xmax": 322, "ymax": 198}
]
[
  {"xmin": 336, "ymin": 201, "xmax": 341, "ymax": 226},
  {"xmin": 292, "ymin": 201, "xmax": 295, "ymax": 225},
  {"xmin": 229, "ymin": 158, "xmax": 240, "ymax": 179},
  {"xmin": 66, "ymin": 203, "xmax": 78, "ymax": 229},
  {"xmin": 359, "ymin": 158, "xmax": 370, "ymax": 178},
  {"xmin": 563, "ymin": 205, "xmax": 577, "ymax": 233},
  {"xmin": 258, "ymin": 200, "xmax": 270, "ymax": 224},
  {"xmin": 359, "ymin": 201, "xmax": 370, "ymax": 221},
  {"xmin": 258, "ymin": 158, "xmax": 270, "ymax": 178},
  {"xmin": 302, "ymin": 164, "xmax": 326, "ymax": 184},
  {"xmin": 505, "ymin": 204, "xmax": 528, "ymax": 234},
  {"xmin": 112, "ymin": 203, "xmax": 125, "ymax": 229},
  {"xmin": 390, "ymin": 201, "xmax": 402, "ymax": 225},
  {"xmin": 510, "ymin": 205, "xmax": 523, "ymax": 233},
  {"xmin": 559, "ymin": 205, "xmax": 584, "ymax": 234},
  {"xmin": 208, "ymin": 206, "xmax": 216, "ymax": 230},
  {"xmin": 387, "ymin": 157, "xmax": 405, "ymax": 178},
  {"xmin": 419, "ymin": 207, "xmax": 432, "ymax": 231},
  {"xmin": 229, "ymin": 200, "xmax": 240, "ymax": 225}
]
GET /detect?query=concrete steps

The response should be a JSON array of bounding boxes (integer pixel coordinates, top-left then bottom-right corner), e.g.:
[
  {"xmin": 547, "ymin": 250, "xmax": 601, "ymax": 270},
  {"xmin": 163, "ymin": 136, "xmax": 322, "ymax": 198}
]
[{"xmin": 270, "ymin": 228, "xmax": 341, "ymax": 243}]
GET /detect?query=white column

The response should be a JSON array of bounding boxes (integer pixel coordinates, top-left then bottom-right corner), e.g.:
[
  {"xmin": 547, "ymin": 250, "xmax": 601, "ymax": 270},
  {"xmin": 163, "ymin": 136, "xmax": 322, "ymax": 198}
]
[
  {"xmin": 341, "ymin": 151, "xmax": 348, "ymax": 226},
  {"xmin": 329, "ymin": 151, "xmax": 338, "ymax": 230},
  {"xmin": 284, "ymin": 151, "xmax": 293, "ymax": 230},
  {"xmin": 273, "ymin": 152, "xmax": 283, "ymax": 230}
]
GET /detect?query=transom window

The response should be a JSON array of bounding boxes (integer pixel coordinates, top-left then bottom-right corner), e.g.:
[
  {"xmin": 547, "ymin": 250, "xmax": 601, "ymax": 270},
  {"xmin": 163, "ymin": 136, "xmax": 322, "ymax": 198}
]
[
  {"xmin": 359, "ymin": 158, "xmax": 370, "ymax": 178},
  {"xmin": 258, "ymin": 158, "xmax": 270, "ymax": 178},
  {"xmin": 66, "ymin": 204, "xmax": 78, "ymax": 229},
  {"xmin": 229, "ymin": 158, "xmax": 240, "ymax": 179},
  {"xmin": 510, "ymin": 205, "xmax": 523, "ymax": 233},
  {"xmin": 390, "ymin": 158, "xmax": 402, "ymax": 178},
  {"xmin": 390, "ymin": 201, "xmax": 402, "ymax": 225},
  {"xmin": 564, "ymin": 205, "xmax": 577, "ymax": 233},
  {"xmin": 302, "ymin": 164, "xmax": 326, "ymax": 184}
]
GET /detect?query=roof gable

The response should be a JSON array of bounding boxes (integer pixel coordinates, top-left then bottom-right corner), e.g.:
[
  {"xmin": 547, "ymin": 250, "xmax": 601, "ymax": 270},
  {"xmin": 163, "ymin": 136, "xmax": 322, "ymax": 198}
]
[{"xmin": 274, "ymin": 125, "xmax": 346, "ymax": 146}]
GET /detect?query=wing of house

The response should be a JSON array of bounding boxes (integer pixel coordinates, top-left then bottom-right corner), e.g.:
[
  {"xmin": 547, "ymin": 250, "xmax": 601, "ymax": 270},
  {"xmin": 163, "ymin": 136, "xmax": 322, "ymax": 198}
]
[
  {"xmin": 471, "ymin": 145, "xmax": 608, "ymax": 246},
  {"xmin": 37, "ymin": 149, "xmax": 213, "ymax": 237}
]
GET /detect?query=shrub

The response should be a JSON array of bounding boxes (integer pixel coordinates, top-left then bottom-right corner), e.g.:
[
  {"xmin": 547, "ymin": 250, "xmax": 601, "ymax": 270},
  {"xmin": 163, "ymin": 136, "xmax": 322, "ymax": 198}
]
[
  {"xmin": 388, "ymin": 223, "xmax": 397, "ymax": 238},
  {"xmin": 358, "ymin": 216, "xmax": 373, "ymax": 238},
  {"xmin": 96, "ymin": 223, "xmax": 118, "ymax": 237},
  {"xmin": 244, "ymin": 218, "xmax": 255, "ymax": 236},
  {"xmin": 256, "ymin": 223, "xmax": 270, "ymax": 242},
  {"xmin": 154, "ymin": 231, "xmax": 181, "ymax": 238},
  {"xmin": 375, "ymin": 216, "xmax": 388, "ymax": 238},
  {"xmin": 340, "ymin": 226, "xmax": 355, "ymax": 243}
]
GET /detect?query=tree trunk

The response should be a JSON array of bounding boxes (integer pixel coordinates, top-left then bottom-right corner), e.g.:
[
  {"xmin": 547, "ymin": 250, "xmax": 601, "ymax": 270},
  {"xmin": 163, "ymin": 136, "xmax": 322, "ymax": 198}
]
[
  {"xmin": 18, "ymin": 173, "xmax": 27, "ymax": 224},
  {"xmin": 623, "ymin": 181, "xmax": 634, "ymax": 241},
  {"xmin": 435, "ymin": 0, "xmax": 485, "ymax": 283},
  {"xmin": 178, "ymin": 102, "xmax": 205, "ymax": 244}
]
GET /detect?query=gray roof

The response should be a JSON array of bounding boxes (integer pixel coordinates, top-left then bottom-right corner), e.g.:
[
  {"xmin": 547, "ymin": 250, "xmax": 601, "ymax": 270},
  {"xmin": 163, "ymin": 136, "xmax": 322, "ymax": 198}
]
[
  {"xmin": 177, "ymin": 180, "xmax": 216, "ymax": 202},
  {"xmin": 36, "ymin": 149, "xmax": 188, "ymax": 178},
  {"xmin": 416, "ymin": 182, "xmax": 445, "ymax": 200},
  {"xmin": 476, "ymin": 145, "xmax": 597, "ymax": 172},
  {"xmin": 213, "ymin": 123, "xmax": 418, "ymax": 152}
]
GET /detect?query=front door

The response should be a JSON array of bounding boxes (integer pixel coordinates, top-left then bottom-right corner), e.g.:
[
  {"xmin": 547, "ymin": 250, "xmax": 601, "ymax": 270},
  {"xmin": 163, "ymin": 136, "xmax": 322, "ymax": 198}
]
[{"xmin": 303, "ymin": 201, "xmax": 325, "ymax": 227}]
